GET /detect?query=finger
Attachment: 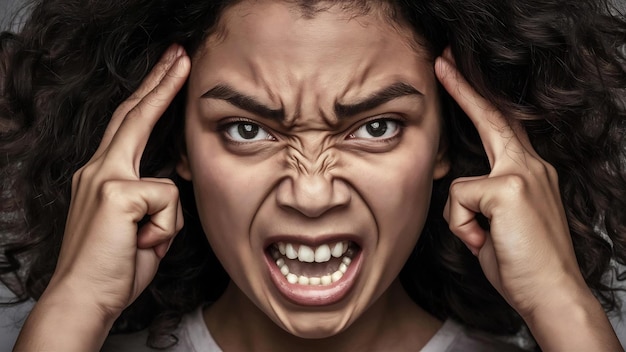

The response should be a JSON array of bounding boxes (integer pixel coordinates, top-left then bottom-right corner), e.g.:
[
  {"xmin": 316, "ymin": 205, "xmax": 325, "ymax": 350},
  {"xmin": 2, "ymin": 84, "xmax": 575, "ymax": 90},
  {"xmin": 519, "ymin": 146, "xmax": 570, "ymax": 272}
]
[
  {"xmin": 93, "ymin": 44, "xmax": 185, "ymax": 160},
  {"xmin": 151, "ymin": 187, "xmax": 184, "ymax": 259},
  {"xmin": 477, "ymin": 234, "xmax": 501, "ymax": 292},
  {"xmin": 135, "ymin": 178, "xmax": 181, "ymax": 250},
  {"xmin": 147, "ymin": 177, "xmax": 185, "ymax": 234},
  {"xmin": 136, "ymin": 177, "xmax": 184, "ymax": 259},
  {"xmin": 443, "ymin": 175, "xmax": 485, "ymax": 222},
  {"xmin": 435, "ymin": 50, "xmax": 526, "ymax": 167},
  {"xmin": 133, "ymin": 246, "xmax": 162, "ymax": 300},
  {"xmin": 153, "ymin": 207, "xmax": 183, "ymax": 259},
  {"xmin": 161, "ymin": 195, "xmax": 185, "ymax": 259},
  {"xmin": 445, "ymin": 176, "xmax": 490, "ymax": 255},
  {"xmin": 106, "ymin": 54, "xmax": 191, "ymax": 175}
]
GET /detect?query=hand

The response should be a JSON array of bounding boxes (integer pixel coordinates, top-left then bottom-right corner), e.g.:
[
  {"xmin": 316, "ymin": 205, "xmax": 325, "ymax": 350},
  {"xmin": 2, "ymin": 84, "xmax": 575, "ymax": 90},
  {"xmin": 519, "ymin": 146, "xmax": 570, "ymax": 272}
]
[
  {"xmin": 435, "ymin": 47, "xmax": 575, "ymax": 315},
  {"xmin": 48, "ymin": 44, "xmax": 189, "ymax": 318},
  {"xmin": 16, "ymin": 44, "xmax": 190, "ymax": 351},
  {"xmin": 435, "ymin": 48, "xmax": 622, "ymax": 350}
]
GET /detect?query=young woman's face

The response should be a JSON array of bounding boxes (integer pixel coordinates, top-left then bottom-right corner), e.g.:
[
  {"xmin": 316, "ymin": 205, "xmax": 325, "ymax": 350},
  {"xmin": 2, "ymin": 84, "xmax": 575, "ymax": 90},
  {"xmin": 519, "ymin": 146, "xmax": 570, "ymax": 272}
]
[{"xmin": 178, "ymin": 0, "xmax": 448, "ymax": 338}]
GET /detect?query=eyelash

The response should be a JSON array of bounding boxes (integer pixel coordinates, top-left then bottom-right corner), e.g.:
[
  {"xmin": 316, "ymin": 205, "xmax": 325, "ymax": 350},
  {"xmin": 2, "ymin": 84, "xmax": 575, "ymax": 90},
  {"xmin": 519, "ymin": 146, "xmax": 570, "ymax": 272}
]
[
  {"xmin": 218, "ymin": 118, "xmax": 277, "ymax": 144},
  {"xmin": 347, "ymin": 117, "xmax": 405, "ymax": 142},
  {"xmin": 218, "ymin": 116, "xmax": 405, "ymax": 144}
]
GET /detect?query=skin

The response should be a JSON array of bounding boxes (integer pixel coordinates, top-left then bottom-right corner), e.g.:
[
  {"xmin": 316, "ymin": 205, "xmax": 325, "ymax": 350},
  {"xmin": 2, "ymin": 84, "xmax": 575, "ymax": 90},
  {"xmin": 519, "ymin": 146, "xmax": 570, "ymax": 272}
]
[
  {"xmin": 13, "ymin": 1, "xmax": 623, "ymax": 351},
  {"xmin": 175, "ymin": 1, "xmax": 447, "ymax": 350}
]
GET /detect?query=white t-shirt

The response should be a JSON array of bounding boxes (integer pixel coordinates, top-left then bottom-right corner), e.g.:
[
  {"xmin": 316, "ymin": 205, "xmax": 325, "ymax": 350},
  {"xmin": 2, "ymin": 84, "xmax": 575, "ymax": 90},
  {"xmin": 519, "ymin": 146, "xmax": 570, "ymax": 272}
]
[{"xmin": 102, "ymin": 306, "xmax": 525, "ymax": 351}]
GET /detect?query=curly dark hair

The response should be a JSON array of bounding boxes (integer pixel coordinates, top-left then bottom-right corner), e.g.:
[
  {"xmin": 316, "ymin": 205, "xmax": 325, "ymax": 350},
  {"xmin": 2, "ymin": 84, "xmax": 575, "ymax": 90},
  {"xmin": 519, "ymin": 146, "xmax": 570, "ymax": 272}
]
[{"xmin": 1, "ymin": 0, "xmax": 625, "ymax": 348}]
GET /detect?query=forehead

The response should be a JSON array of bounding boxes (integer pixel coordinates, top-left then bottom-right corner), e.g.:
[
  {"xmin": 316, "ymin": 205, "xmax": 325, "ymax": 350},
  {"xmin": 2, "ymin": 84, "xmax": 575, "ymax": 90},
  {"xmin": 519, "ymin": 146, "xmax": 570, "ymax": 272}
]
[
  {"xmin": 189, "ymin": 0, "xmax": 435, "ymax": 121},
  {"xmin": 211, "ymin": 0, "xmax": 419, "ymax": 47}
]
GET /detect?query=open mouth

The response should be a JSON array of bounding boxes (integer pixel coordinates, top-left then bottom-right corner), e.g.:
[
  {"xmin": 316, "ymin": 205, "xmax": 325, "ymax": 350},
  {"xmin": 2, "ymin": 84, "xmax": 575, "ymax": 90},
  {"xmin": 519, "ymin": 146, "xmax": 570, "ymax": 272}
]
[
  {"xmin": 269, "ymin": 241, "xmax": 358, "ymax": 285},
  {"xmin": 265, "ymin": 239, "xmax": 362, "ymax": 306}
]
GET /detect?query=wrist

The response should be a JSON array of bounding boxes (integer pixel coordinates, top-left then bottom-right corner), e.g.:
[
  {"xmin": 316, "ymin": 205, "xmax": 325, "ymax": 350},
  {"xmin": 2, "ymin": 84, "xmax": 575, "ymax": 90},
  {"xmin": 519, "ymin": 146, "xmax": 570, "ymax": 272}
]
[
  {"xmin": 14, "ymin": 279, "xmax": 119, "ymax": 351},
  {"xmin": 46, "ymin": 273, "xmax": 124, "ymax": 321},
  {"xmin": 523, "ymin": 286, "xmax": 622, "ymax": 351}
]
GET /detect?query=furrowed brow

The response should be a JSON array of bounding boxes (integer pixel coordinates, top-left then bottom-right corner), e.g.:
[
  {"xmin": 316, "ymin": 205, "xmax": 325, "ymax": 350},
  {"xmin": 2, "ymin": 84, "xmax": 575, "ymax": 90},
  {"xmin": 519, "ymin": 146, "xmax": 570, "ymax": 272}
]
[
  {"xmin": 201, "ymin": 84, "xmax": 285, "ymax": 121},
  {"xmin": 334, "ymin": 82, "xmax": 423, "ymax": 119}
]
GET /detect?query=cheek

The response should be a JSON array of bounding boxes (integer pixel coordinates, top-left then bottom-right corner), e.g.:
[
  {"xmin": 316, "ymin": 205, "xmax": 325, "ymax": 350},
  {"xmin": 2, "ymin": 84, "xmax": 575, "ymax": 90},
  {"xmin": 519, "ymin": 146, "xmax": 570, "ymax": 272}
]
[
  {"xmin": 347, "ymin": 134, "xmax": 437, "ymax": 256},
  {"xmin": 356, "ymin": 145, "xmax": 435, "ymax": 230},
  {"xmin": 186, "ymin": 138, "xmax": 280, "ymax": 267}
]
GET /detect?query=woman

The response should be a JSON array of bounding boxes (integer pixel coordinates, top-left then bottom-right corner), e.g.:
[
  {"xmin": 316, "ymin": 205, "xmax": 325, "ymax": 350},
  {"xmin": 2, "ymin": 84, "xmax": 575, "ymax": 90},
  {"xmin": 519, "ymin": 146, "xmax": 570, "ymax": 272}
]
[{"xmin": 1, "ymin": 0, "xmax": 625, "ymax": 350}]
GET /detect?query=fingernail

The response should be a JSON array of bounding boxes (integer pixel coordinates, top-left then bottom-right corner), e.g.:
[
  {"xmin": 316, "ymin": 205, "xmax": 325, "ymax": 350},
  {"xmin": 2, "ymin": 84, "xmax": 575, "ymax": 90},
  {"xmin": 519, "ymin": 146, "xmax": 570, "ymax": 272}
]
[
  {"xmin": 176, "ymin": 45, "xmax": 185, "ymax": 58},
  {"xmin": 434, "ymin": 57, "xmax": 453, "ymax": 80},
  {"xmin": 442, "ymin": 47, "xmax": 454, "ymax": 61},
  {"xmin": 163, "ymin": 44, "xmax": 183, "ymax": 63},
  {"xmin": 435, "ymin": 56, "xmax": 450, "ymax": 69},
  {"xmin": 165, "ymin": 44, "xmax": 178, "ymax": 59}
]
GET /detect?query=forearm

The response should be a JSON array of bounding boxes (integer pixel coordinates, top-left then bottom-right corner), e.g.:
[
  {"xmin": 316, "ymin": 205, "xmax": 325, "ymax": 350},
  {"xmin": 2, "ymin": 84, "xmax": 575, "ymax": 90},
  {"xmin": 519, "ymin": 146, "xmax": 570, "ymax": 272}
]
[
  {"xmin": 13, "ymin": 285, "xmax": 116, "ymax": 352},
  {"xmin": 525, "ymin": 288, "xmax": 623, "ymax": 352}
]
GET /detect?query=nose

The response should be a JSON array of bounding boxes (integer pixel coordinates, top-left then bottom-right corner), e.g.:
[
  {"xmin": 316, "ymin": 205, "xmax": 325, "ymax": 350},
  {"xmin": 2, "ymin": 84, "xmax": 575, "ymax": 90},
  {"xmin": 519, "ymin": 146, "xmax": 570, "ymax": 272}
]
[{"xmin": 276, "ymin": 174, "xmax": 351, "ymax": 218}]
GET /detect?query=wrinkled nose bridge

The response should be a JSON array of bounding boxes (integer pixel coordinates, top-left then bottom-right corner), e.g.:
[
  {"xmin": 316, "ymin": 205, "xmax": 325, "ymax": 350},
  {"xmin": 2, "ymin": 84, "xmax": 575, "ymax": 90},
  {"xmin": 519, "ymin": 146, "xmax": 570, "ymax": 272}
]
[{"xmin": 276, "ymin": 172, "xmax": 351, "ymax": 218}]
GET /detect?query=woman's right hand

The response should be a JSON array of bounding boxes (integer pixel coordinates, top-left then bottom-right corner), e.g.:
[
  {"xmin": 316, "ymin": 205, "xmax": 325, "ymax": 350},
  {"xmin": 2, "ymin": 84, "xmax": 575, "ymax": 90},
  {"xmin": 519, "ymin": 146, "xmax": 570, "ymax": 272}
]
[{"xmin": 14, "ymin": 44, "xmax": 190, "ymax": 351}]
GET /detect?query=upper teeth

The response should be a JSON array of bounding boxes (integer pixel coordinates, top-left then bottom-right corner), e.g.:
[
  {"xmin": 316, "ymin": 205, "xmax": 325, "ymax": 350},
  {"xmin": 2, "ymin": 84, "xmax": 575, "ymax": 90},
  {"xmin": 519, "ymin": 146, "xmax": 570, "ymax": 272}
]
[{"xmin": 278, "ymin": 242, "xmax": 348, "ymax": 263}]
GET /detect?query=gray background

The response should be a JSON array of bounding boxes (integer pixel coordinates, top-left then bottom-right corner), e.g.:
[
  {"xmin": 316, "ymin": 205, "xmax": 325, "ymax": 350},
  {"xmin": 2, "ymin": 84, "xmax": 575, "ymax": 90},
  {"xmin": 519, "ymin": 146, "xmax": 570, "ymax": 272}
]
[
  {"xmin": 0, "ymin": 0, "xmax": 25, "ymax": 31},
  {"xmin": 0, "ymin": 0, "xmax": 625, "ymax": 350}
]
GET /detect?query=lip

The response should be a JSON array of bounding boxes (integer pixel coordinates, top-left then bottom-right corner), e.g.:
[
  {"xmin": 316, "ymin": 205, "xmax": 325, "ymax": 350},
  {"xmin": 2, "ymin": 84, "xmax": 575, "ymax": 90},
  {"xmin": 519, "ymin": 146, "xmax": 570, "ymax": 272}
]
[{"xmin": 265, "ymin": 246, "xmax": 363, "ymax": 306}]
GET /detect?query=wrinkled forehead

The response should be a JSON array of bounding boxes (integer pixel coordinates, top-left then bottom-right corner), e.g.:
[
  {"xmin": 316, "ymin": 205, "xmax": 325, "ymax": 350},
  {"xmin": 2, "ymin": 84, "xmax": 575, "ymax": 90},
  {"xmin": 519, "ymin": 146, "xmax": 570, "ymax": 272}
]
[{"xmin": 187, "ymin": 0, "xmax": 436, "ymax": 126}]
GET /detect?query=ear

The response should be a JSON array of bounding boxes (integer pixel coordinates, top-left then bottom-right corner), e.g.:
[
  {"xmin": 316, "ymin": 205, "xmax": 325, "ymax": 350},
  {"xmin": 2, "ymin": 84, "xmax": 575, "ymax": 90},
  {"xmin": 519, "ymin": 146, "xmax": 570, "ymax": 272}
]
[
  {"xmin": 433, "ymin": 137, "xmax": 450, "ymax": 180},
  {"xmin": 176, "ymin": 154, "xmax": 192, "ymax": 181}
]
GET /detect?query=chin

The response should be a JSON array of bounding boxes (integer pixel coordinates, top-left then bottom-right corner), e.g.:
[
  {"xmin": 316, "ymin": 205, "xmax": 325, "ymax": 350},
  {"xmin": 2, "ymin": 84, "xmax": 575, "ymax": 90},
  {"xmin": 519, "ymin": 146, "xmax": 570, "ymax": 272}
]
[{"xmin": 274, "ymin": 309, "xmax": 355, "ymax": 339}]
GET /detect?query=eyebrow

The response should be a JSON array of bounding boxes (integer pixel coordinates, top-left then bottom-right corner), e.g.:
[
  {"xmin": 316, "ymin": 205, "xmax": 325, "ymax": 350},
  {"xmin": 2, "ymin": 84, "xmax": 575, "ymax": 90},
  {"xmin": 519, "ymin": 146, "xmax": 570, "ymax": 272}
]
[
  {"xmin": 201, "ymin": 84, "xmax": 285, "ymax": 121},
  {"xmin": 334, "ymin": 82, "xmax": 423, "ymax": 119},
  {"xmin": 201, "ymin": 81, "xmax": 422, "ymax": 121}
]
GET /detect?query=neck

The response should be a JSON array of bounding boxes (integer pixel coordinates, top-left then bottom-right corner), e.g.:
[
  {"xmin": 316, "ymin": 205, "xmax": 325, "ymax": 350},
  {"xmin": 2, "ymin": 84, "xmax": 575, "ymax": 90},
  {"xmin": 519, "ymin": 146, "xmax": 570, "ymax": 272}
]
[{"xmin": 204, "ymin": 279, "xmax": 442, "ymax": 351}]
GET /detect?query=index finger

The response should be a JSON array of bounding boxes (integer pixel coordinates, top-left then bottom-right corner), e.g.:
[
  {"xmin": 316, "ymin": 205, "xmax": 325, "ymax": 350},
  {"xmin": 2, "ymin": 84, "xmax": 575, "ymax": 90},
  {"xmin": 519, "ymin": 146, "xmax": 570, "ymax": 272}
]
[
  {"xmin": 94, "ymin": 44, "xmax": 185, "ymax": 160},
  {"xmin": 105, "ymin": 53, "xmax": 191, "ymax": 176},
  {"xmin": 434, "ymin": 50, "xmax": 523, "ymax": 167}
]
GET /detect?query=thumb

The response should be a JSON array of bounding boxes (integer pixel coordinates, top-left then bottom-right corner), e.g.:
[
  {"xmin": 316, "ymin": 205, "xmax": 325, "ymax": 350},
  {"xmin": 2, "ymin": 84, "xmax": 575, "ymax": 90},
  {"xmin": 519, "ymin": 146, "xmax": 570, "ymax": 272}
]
[{"xmin": 444, "ymin": 176, "xmax": 490, "ymax": 255}]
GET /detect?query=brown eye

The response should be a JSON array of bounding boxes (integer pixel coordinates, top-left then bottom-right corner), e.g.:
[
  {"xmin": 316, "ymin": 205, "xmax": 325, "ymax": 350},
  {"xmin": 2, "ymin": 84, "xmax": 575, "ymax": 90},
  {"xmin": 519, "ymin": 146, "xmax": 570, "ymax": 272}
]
[
  {"xmin": 365, "ymin": 121, "xmax": 387, "ymax": 137},
  {"xmin": 238, "ymin": 123, "xmax": 259, "ymax": 139},
  {"xmin": 225, "ymin": 122, "xmax": 273, "ymax": 142},
  {"xmin": 350, "ymin": 119, "xmax": 400, "ymax": 139}
]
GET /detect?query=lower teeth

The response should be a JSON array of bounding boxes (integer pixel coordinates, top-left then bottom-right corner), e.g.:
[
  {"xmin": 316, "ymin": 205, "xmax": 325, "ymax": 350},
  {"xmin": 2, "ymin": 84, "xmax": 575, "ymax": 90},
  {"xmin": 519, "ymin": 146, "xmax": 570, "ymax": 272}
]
[{"xmin": 275, "ymin": 254, "xmax": 353, "ymax": 286}]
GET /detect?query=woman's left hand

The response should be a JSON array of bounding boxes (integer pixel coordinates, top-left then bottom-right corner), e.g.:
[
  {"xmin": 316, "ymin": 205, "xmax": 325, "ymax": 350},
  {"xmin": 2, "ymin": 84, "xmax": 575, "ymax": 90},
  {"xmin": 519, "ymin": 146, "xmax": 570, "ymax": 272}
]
[{"xmin": 435, "ymin": 48, "xmax": 622, "ymax": 351}]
